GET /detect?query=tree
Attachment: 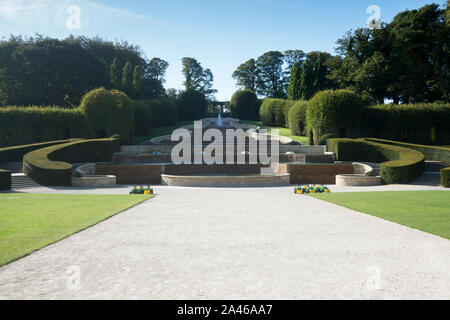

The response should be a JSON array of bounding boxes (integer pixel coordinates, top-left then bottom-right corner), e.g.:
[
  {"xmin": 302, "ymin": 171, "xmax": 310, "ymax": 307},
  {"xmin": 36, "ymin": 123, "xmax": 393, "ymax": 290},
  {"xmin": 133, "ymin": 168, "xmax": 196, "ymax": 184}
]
[
  {"xmin": 147, "ymin": 58, "xmax": 169, "ymax": 83},
  {"xmin": 284, "ymin": 49, "xmax": 305, "ymax": 72},
  {"xmin": 255, "ymin": 51, "xmax": 286, "ymax": 98},
  {"xmin": 121, "ymin": 61, "xmax": 133, "ymax": 96},
  {"xmin": 181, "ymin": 57, "xmax": 217, "ymax": 99},
  {"xmin": 166, "ymin": 88, "xmax": 178, "ymax": 99},
  {"xmin": 299, "ymin": 59, "xmax": 315, "ymax": 100},
  {"xmin": 110, "ymin": 57, "xmax": 122, "ymax": 89},
  {"xmin": 132, "ymin": 66, "xmax": 144, "ymax": 99},
  {"xmin": 287, "ymin": 62, "xmax": 302, "ymax": 100},
  {"xmin": 232, "ymin": 59, "xmax": 258, "ymax": 92}
]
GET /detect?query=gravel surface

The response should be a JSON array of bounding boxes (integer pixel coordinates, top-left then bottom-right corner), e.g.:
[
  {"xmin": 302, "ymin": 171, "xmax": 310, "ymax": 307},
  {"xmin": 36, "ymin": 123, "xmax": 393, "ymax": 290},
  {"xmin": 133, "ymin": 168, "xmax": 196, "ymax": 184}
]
[{"xmin": 0, "ymin": 186, "xmax": 449, "ymax": 300}]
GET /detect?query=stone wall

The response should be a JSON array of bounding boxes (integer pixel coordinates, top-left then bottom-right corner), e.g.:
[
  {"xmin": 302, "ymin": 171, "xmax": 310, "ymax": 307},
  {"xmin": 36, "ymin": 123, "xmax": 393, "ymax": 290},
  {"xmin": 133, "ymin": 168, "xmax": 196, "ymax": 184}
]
[
  {"xmin": 286, "ymin": 164, "xmax": 354, "ymax": 184},
  {"xmin": 95, "ymin": 164, "xmax": 164, "ymax": 185}
]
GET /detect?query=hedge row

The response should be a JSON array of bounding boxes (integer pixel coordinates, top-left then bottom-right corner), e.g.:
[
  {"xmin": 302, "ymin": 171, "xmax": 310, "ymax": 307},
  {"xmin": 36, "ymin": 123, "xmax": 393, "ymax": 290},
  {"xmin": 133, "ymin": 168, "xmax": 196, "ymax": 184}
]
[
  {"xmin": 133, "ymin": 98, "xmax": 178, "ymax": 136},
  {"xmin": 364, "ymin": 138, "xmax": 450, "ymax": 188},
  {"xmin": 442, "ymin": 168, "xmax": 450, "ymax": 188},
  {"xmin": 260, "ymin": 99, "xmax": 296, "ymax": 127},
  {"xmin": 0, "ymin": 169, "xmax": 11, "ymax": 191},
  {"xmin": 361, "ymin": 103, "xmax": 450, "ymax": 145},
  {"xmin": 0, "ymin": 139, "xmax": 82, "ymax": 163},
  {"xmin": 288, "ymin": 101, "xmax": 308, "ymax": 136},
  {"xmin": 328, "ymin": 138, "xmax": 425, "ymax": 184},
  {"xmin": 0, "ymin": 107, "xmax": 85, "ymax": 147},
  {"xmin": 23, "ymin": 138, "xmax": 120, "ymax": 186}
]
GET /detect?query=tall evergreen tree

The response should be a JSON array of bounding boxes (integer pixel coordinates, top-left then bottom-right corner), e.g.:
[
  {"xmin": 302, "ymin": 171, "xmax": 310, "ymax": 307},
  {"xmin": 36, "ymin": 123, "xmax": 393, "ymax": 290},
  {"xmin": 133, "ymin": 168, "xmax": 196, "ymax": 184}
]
[
  {"xmin": 287, "ymin": 62, "xmax": 302, "ymax": 100},
  {"xmin": 121, "ymin": 61, "xmax": 133, "ymax": 95},
  {"xmin": 132, "ymin": 65, "xmax": 144, "ymax": 99},
  {"xmin": 110, "ymin": 57, "xmax": 122, "ymax": 90},
  {"xmin": 300, "ymin": 60, "xmax": 315, "ymax": 100}
]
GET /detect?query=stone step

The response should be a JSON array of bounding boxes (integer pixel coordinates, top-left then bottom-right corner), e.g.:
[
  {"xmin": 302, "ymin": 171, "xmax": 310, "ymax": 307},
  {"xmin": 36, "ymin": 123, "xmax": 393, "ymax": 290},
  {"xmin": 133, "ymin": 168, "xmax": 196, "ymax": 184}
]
[{"xmin": 11, "ymin": 174, "xmax": 42, "ymax": 189}]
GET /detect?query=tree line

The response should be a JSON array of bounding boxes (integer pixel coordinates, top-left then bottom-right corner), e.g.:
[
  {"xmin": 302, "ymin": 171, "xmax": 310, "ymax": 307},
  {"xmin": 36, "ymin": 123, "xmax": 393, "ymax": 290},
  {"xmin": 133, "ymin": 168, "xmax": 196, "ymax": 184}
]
[
  {"xmin": 0, "ymin": 35, "xmax": 217, "ymax": 107},
  {"xmin": 233, "ymin": 3, "xmax": 450, "ymax": 104}
]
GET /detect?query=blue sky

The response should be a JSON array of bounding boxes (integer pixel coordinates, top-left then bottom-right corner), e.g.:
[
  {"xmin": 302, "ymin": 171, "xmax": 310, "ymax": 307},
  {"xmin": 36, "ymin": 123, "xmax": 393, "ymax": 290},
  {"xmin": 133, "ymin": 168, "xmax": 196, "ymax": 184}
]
[{"xmin": 0, "ymin": 0, "xmax": 441, "ymax": 100}]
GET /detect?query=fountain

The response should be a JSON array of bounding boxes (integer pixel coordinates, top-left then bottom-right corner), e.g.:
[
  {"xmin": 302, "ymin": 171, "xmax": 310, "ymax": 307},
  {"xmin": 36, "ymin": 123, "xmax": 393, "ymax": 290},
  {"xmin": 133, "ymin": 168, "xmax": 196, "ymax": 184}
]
[{"xmin": 216, "ymin": 113, "xmax": 223, "ymax": 127}]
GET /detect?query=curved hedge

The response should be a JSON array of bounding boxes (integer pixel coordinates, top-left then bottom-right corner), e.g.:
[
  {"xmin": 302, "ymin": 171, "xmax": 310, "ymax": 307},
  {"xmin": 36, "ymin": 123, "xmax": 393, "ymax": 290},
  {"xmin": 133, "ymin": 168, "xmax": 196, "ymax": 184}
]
[
  {"xmin": 229, "ymin": 90, "xmax": 259, "ymax": 120},
  {"xmin": 0, "ymin": 139, "xmax": 81, "ymax": 163},
  {"xmin": 328, "ymin": 138, "xmax": 425, "ymax": 184},
  {"xmin": 442, "ymin": 168, "xmax": 450, "ymax": 188},
  {"xmin": 307, "ymin": 90, "xmax": 365, "ymax": 144},
  {"xmin": 365, "ymin": 138, "xmax": 450, "ymax": 188},
  {"xmin": 260, "ymin": 99, "xmax": 295, "ymax": 127},
  {"xmin": 288, "ymin": 101, "xmax": 308, "ymax": 136},
  {"xmin": 317, "ymin": 133, "xmax": 337, "ymax": 146},
  {"xmin": 0, "ymin": 169, "xmax": 11, "ymax": 191},
  {"xmin": 23, "ymin": 138, "xmax": 120, "ymax": 186}
]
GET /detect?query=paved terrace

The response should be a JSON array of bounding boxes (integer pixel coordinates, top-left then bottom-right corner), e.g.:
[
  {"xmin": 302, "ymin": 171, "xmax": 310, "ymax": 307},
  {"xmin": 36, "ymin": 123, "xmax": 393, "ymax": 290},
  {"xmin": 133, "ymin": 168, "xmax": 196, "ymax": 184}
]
[{"xmin": 0, "ymin": 184, "xmax": 449, "ymax": 299}]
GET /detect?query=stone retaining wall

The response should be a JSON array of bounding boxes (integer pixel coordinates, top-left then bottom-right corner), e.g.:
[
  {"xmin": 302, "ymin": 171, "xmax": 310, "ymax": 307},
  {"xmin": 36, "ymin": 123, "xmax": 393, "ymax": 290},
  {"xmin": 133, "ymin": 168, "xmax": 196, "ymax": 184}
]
[{"xmin": 285, "ymin": 164, "xmax": 355, "ymax": 184}]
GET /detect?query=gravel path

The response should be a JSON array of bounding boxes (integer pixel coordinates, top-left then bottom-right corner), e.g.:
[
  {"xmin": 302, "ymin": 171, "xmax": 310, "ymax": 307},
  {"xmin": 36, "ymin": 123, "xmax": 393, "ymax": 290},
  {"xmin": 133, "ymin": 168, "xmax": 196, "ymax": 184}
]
[{"xmin": 0, "ymin": 187, "xmax": 449, "ymax": 300}]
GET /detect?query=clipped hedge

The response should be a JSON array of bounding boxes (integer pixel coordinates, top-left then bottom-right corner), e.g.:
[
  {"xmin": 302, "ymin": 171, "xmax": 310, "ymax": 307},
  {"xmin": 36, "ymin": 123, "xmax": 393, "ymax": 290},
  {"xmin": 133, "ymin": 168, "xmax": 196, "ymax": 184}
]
[
  {"xmin": 442, "ymin": 168, "xmax": 450, "ymax": 188},
  {"xmin": 317, "ymin": 133, "xmax": 337, "ymax": 146},
  {"xmin": 177, "ymin": 89, "xmax": 208, "ymax": 121},
  {"xmin": 260, "ymin": 99, "xmax": 295, "ymax": 127},
  {"xmin": 146, "ymin": 98, "xmax": 178, "ymax": 127},
  {"xmin": 133, "ymin": 100, "xmax": 154, "ymax": 136},
  {"xmin": 0, "ymin": 169, "xmax": 11, "ymax": 191},
  {"xmin": 361, "ymin": 103, "xmax": 450, "ymax": 145},
  {"xmin": 307, "ymin": 90, "xmax": 365, "ymax": 145},
  {"xmin": 288, "ymin": 101, "xmax": 308, "ymax": 136},
  {"xmin": 364, "ymin": 138, "xmax": 450, "ymax": 188},
  {"xmin": 0, "ymin": 107, "xmax": 85, "ymax": 147},
  {"xmin": 23, "ymin": 138, "xmax": 120, "ymax": 186},
  {"xmin": 81, "ymin": 88, "xmax": 134, "ymax": 144},
  {"xmin": 229, "ymin": 90, "xmax": 259, "ymax": 120},
  {"xmin": 0, "ymin": 139, "xmax": 82, "ymax": 163},
  {"xmin": 328, "ymin": 138, "xmax": 425, "ymax": 184}
]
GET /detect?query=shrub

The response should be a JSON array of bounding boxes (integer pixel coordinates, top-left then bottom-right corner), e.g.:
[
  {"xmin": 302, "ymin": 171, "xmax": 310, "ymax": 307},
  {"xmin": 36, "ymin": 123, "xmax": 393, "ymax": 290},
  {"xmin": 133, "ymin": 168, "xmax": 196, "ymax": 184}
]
[
  {"xmin": 328, "ymin": 138, "xmax": 425, "ymax": 184},
  {"xmin": 317, "ymin": 133, "xmax": 337, "ymax": 146},
  {"xmin": 361, "ymin": 103, "xmax": 450, "ymax": 145},
  {"xmin": 23, "ymin": 138, "xmax": 119, "ymax": 186},
  {"xmin": 0, "ymin": 139, "xmax": 82, "ymax": 163},
  {"xmin": 147, "ymin": 98, "xmax": 178, "ymax": 127},
  {"xmin": 80, "ymin": 88, "xmax": 134, "ymax": 144},
  {"xmin": 307, "ymin": 89, "xmax": 365, "ymax": 145},
  {"xmin": 0, "ymin": 107, "xmax": 85, "ymax": 147},
  {"xmin": 229, "ymin": 90, "xmax": 258, "ymax": 120},
  {"xmin": 133, "ymin": 100, "xmax": 154, "ymax": 136},
  {"xmin": 441, "ymin": 168, "xmax": 450, "ymax": 188},
  {"xmin": 288, "ymin": 101, "xmax": 308, "ymax": 136},
  {"xmin": 259, "ymin": 99, "xmax": 295, "ymax": 127},
  {"xmin": 177, "ymin": 89, "xmax": 208, "ymax": 120},
  {"xmin": 0, "ymin": 169, "xmax": 11, "ymax": 191}
]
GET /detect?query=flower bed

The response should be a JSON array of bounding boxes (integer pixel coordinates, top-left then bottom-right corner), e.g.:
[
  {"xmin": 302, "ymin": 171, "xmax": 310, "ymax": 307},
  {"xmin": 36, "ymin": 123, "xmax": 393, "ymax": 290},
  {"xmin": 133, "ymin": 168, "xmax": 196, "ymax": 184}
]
[
  {"xmin": 294, "ymin": 184, "xmax": 331, "ymax": 195},
  {"xmin": 130, "ymin": 186, "xmax": 154, "ymax": 195}
]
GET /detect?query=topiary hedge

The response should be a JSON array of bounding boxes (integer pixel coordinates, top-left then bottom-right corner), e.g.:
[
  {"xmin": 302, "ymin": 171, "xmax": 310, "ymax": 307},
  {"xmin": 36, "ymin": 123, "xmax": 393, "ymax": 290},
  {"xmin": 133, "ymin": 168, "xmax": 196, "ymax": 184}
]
[
  {"xmin": 80, "ymin": 88, "xmax": 134, "ymax": 144},
  {"xmin": 229, "ymin": 90, "xmax": 259, "ymax": 120},
  {"xmin": 441, "ymin": 168, "xmax": 450, "ymax": 188},
  {"xmin": 0, "ymin": 107, "xmax": 85, "ymax": 147},
  {"xmin": 177, "ymin": 89, "xmax": 208, "ymax": 121},
  {"xmin": 328, "ymin": 138, "xmax": 425, "ymax": 184},
  {"xmin": 23, "ymin": 138, "xmax": 120, "ymax": 186},
  {"xmin": 317, "ymin": 133, "xmax": 337, "ymax": 146},
  {"xmin": 307, "ymin": 89, "xmax": 365, "ymax": 145},
  {"xmin": 259, "ymin": 99, "xmax": 295, "ymax": 127},
  {"xmin": 147, "ymin": 98, "xmax": 178, "ymax": 127},
  {"xmin": 364, "ymin": 138, "xmax": 450, "ymax": 188},
  {"xmin": 361, "ymin": 103, "xmax": 450, "ymax": 145},
  {"xmin": 0, "ymin": 139, "xmax": 82, "ymax": 163},
  {"xmin": 288, "ymin": 101, "xmax": 308, "ymax": 136},
  {"xmin": 0, "ymin": 169, "xmax": 11, "ymax": 191}
]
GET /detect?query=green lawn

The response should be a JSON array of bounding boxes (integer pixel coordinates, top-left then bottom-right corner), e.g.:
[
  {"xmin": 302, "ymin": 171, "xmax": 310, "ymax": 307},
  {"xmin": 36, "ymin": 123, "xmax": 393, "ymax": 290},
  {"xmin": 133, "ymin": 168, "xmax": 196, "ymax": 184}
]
[
  {"xmin": 312, "ymin": 191, "xmax": 450, "ymax": 239},
  {"xmin": 244, "ymin": 121, "xmax": 309, "ymax": 145},
  {"xmin": 0, "ymin": 194, "xmax": 152, "ymax": 266},
  {"xmin": 134, "ymin": 121, "xmax": 193, "ymax": 145}
]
